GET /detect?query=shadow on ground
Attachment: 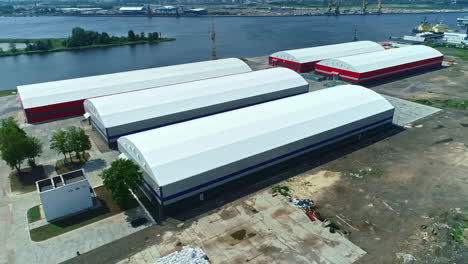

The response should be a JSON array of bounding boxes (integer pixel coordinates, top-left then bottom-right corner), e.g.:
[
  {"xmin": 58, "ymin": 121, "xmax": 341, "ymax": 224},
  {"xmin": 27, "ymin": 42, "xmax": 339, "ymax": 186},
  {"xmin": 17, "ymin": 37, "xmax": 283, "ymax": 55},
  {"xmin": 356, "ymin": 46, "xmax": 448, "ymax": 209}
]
[{"xmin": 162, "ymin": 125, "xmax": 405, "ymax": 222}]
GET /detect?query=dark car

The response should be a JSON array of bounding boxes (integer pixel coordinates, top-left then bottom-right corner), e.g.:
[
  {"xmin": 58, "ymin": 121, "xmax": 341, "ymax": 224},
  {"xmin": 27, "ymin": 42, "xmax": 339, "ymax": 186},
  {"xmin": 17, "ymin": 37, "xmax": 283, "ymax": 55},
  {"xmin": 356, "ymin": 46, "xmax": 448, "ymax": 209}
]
[{"xmin": 131, "ymin": 217, "xmax": 148, "ymax": 227}]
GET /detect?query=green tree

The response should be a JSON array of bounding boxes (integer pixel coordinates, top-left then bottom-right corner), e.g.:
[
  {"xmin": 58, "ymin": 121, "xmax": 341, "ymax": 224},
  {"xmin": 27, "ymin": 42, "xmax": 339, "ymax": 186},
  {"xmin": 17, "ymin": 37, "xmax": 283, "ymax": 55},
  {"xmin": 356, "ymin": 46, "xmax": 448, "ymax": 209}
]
[
  {"xmin": 0, "ymin": 47, "xmax": 3, "ymax": 53},
  {"xmin": 0, "ymin": 130, "xmax": 29, "ymax": 172},
  {"xmin": 9, "ymin": 43, "xmax": 17, "ymax": 52},
  {"xmin": 25, "ymin": 136, "xmax": 43, "ymax": 167},
  {"xmin": 50, "ymin": 130, "xmax": 72, "ymax": 162},
  {"xmin": 67, "ymin": 127, "xmax": 91, "ymax": 161},
  {"xmin": 0, "ymin": 117, "xmax": 25, "ymax": 148},
  {"xmin": 128, "ymin": 30, "xmax": 136, "ymax": 41},
  {"xmin": 100, "ymin": 159, "xmax": 142, "ymax": 207},
  {"xmin": 98, "ymin": 32, "xmax": 111, "ymax": 44}
]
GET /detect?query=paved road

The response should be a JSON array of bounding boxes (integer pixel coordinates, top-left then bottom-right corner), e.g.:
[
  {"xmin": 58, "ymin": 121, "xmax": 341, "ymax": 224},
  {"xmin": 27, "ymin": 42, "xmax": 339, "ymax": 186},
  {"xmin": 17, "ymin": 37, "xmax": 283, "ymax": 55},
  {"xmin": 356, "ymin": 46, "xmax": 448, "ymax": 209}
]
[{"xmin": 0, "ymin": 95, "xmax": 153, "ymax": 264}]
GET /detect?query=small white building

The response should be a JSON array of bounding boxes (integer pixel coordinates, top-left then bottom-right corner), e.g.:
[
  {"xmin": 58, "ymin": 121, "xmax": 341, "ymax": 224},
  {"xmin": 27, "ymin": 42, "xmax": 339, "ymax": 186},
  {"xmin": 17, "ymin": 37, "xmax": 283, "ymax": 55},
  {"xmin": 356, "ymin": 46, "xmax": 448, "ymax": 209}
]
[
  {"xmin": 36, "ymin": 169, "xmax": 93, "ymax": 222},
  {"xmin": 119, "ymin": 6, "xmax": 147, "ymax": 15},
  {"xmin": 442, "ymin": 32, "xmax": 468, "ymax": 44}
]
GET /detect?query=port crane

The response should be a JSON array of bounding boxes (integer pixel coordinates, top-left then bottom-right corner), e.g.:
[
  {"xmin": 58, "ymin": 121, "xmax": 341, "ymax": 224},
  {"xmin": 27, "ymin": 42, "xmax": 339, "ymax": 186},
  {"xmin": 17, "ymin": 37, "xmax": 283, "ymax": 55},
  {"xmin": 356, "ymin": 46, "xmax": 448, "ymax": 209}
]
[
  {"xmin": 335, "ymin": 0, "xmax": 341, "ymax": 15},
  {"xmin": 326, "ymin": 0, "xmax": 340, "ymax": 15},
  {"xmin": 378, "ymin": 0, "xmax": 382, "ymax": 14},
  {"xmin": 362, "ymin": 0, "xmax": 367, "ymax": 14},
  {"xmin": 210, "ymin": 18, "xmax": 217, "ymax": 60}
]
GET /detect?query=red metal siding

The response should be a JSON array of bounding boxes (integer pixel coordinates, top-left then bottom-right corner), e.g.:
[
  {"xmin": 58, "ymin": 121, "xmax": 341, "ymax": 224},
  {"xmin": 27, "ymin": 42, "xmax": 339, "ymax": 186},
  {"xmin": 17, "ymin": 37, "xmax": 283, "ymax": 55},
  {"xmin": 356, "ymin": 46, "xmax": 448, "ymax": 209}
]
[
  {"xmin": 315, "ymin": 56, "xmax": 443, "ymax": 83},
  {"xmin": 314, "ymin": 65, "xmax": 360, "ymax": 81},
  {"xmin": 25, "ymin": 99, "xmax": 85, "ymax": 114},
  {"xmin": 360, "ymin": 56, "xmax": 443, "ymax": 80},
  {"xmin": 269, "ymin": 56, "xmax": 318, "ymax": 73}
]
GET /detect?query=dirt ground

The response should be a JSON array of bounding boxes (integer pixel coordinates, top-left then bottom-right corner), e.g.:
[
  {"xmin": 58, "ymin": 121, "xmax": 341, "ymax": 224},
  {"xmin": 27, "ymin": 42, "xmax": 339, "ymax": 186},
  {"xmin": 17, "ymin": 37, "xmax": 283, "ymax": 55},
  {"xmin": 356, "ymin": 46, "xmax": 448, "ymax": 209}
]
[
  {"xmin": 370, "ymin": 56, "xmax": 468, "ymax": 101},
  {"xmin": 62, "ymin": 53, "xmax": 468, "ymax": 263}
]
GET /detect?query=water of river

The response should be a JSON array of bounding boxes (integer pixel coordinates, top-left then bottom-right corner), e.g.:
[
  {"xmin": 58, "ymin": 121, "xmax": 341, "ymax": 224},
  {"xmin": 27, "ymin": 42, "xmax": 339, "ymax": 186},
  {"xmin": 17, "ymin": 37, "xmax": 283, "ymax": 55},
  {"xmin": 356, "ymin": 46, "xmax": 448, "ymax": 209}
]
[{"xmin": 0, "ymin": 13, "xmax": 466, "ymax": 90}]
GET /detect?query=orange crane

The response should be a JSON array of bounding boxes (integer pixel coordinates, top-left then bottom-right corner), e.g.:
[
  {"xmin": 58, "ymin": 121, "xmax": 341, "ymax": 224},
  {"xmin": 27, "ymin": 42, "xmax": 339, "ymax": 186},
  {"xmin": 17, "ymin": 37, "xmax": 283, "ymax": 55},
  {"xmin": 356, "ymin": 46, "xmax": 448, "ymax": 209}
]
[
  {"xmin": 362, "ymin": 0, "xmax": 367, "ymax": 14},
  {"xmin": 378, "ymin": 0, "xmax": 382, "ymax": 13},
  {"xmin": 210, "ymin": 18, "xmax": 217, "ymax": 60}
]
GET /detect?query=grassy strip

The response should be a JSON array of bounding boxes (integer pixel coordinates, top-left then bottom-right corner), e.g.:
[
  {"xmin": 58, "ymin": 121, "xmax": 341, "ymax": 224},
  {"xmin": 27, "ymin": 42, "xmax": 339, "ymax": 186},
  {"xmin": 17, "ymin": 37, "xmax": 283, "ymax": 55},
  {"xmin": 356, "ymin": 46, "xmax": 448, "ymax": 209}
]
[
  {"xmin": 27, "ymin": 205, "xmax": 42, "ymax": 223},
  {"xmin": 0, "ymin": 90, "xmax": 15, "ymax": 97},
  {"xmin": 0, "ymin": 38, "xmax": 175, "ymax": 57},
  {"xmin": 430, "ymin": 46, "xmax": 468, "ymax": 61},
  {"xmin": 451, "ymin": 213, "xmax": 468, "ymax": 244},
  {"xmin": 29, "ymin": 186, "xmax": 138, "ymax": 242},
  {"xmin": 413, "ymin": 99, "xmax": 468, "ymax": 110}
]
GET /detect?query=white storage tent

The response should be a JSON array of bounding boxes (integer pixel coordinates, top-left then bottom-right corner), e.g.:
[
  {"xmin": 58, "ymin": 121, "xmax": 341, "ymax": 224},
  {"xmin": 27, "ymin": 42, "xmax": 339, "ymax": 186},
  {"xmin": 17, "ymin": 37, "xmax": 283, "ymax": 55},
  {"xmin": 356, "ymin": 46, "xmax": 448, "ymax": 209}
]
[
  {"xmin": 85, "ymin": 68, "xmax": 309, "ymax": 144},
  {"xmin": 118, "ymin": 85, "xmax": 395, "ymax": 205},
  {"xmin": 270, "ymin": 41, "xmax": 384, "ymax": 64},
  {"xmin": 17, "ymin": 58, "xmax": 252, "ymax": 123},
  {"xmin": 316, "ymin": 45, "xmax": 443, "ymax": 73}
]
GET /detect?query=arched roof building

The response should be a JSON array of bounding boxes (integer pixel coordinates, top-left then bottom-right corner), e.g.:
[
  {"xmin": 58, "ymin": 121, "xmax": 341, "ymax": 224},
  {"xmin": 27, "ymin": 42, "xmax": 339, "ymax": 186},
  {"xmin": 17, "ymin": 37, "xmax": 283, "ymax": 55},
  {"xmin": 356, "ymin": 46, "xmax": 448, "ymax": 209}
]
[
  {"xmin": 84, "ymin": 68, "xmax": 309, "ymax": 144},
  {"xmin": 17, "ymin": 58, "xmax": 252, "ymax": 123},
  {"xmin": 118, "ymin": 85, "xmax": 394, "ymax": 205},
  {"xmin": 315, "ymin": 45, "xmax": 443, "ymax": 83},
  {"xmin": 269, "ymin": 41, "xmax": 384, "ymax": 73}
]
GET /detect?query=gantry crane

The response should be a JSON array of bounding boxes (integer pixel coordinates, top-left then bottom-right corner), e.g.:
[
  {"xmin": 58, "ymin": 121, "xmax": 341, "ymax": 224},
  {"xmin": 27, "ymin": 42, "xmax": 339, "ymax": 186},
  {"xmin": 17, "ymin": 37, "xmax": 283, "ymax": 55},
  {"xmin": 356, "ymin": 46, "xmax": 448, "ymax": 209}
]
[
  {"xmin": 378, "ymin": 0, "xmax": 382, "ymax": 14},
  {"xmin": 210, "ymin": 18, "xmax": 217, "ymax": 60},
  {"xmin": 362, "ymin": 0, "xmax": 367, "ymax": 14},
  {"xmin": 335, "ymin": 0, "xmax": 340, "ymax": 15}
]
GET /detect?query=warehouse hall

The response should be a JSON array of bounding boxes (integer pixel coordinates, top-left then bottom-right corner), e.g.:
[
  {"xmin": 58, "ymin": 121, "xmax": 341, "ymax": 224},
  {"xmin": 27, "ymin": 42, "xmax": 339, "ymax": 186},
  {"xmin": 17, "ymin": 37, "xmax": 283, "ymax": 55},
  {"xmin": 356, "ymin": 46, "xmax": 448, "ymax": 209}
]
[
  {"xmin": 117, "ymin": 85, "xmax": 395, "ymax": 220},
  {"xmin": 268, "ymin": 41, "xmax": 384, "ymax": 73},
  {"xmin": 84, "ymin": 68, "xmax": 309, "ymax": 145},
  {"xmin": 314, "ymin": 45, "xmax": 444, "ymax": 83},
  {"xmin": 16, "ymin": 58, "xmax": 252, "ymax": 123}
]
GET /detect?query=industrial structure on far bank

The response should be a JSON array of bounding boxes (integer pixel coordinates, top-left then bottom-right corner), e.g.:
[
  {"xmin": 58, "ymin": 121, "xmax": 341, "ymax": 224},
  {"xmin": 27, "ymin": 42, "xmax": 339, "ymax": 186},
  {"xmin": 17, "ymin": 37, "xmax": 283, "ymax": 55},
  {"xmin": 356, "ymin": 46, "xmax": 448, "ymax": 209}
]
[{"xmin": 16, "ymin": 40, "xmax": 445, "ymax": 221}]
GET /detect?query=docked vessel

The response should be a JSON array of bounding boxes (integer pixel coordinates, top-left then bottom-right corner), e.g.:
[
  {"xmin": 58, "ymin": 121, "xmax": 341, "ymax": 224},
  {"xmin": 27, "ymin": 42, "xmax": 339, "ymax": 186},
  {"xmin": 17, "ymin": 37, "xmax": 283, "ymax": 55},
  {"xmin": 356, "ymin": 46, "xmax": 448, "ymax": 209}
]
[{"xmin": 413, "ymin": 17, "xmax": 432, "ymax": 33}]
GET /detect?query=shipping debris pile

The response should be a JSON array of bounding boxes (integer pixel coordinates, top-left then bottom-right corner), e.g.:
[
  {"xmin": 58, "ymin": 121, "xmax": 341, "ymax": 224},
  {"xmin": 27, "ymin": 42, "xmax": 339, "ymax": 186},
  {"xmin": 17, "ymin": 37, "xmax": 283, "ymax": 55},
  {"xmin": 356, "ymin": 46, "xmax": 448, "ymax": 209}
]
[
  {"xmin": 399, "ymin": 208, "xmax": 468, "ymax": 264},
  {"xmin": 290, "ymin": 198, "xmax": 346, "ymax": 234},
  {"xmin": 156, "ymin": 246, "xmax": 209, "ymax": 264}
]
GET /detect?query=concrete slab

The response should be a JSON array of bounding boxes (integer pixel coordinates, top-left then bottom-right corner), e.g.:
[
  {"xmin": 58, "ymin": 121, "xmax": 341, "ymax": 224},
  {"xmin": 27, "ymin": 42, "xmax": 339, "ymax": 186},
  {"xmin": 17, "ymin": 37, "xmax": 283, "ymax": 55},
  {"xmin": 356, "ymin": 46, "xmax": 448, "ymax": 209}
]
[{"xmin": 383, "ymin": 95, "xmax": 442, "ymax": 126}]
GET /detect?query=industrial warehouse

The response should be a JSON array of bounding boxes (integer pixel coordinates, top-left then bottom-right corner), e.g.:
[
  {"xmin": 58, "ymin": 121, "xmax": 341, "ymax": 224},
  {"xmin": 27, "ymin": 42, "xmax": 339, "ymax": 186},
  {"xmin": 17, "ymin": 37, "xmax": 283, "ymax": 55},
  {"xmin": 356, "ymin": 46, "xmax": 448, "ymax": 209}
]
[
  {"xmin": 16, "ymin": 58, "xmax": 251, "ymax": 123},
  {"xmin": 314, "ymin": 45, "xmax": 444, "ymax": 83},
  {"xmin": 268, "ymin": 41, "xmax": 384, "ymax": 73},
  {"xmin": 117, "ymin": 85, "xmax": 394, "ymax": 213},
  {"xmin": 84, "ymin": 68, "xmax": 309, "ymax": 144}
]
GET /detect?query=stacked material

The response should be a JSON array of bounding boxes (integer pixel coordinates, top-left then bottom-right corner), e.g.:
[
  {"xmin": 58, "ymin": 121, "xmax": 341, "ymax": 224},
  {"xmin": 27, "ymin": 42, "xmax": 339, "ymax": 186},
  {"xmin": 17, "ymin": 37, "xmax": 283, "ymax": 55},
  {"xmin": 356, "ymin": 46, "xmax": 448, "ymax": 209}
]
[{"xmin": 156, "ymin": 247, "xmax": 209, "ymax": 264}]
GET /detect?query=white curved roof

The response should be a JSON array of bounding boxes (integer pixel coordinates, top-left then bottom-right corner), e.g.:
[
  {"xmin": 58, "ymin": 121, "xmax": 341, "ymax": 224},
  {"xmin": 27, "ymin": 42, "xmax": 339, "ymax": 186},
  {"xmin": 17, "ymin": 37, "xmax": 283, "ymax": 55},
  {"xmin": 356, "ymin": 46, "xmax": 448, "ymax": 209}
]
[
  {"xmin": 118, "ymin": 85, "xmax": 394, "ymax": 191},
  {"xmin": 270, "ymin": 41, "xmax": 384, "ymax": 64},
  {"xmin": 17, "ymin": 58, "xmax": 251, "ymax": 109},
  {"xmin": 317, "ymin": 45, "xmax": 443, "ymax": 73},
  {"xmin": 84, "ymin": 68, "xmax": 308, "ymax": 129}
]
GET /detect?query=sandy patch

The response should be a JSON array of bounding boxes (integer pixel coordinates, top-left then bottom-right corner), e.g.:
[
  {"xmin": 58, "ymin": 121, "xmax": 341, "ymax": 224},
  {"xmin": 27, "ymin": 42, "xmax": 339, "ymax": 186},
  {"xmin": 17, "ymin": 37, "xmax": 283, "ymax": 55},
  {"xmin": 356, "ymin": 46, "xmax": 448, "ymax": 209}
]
[{"xmin": 283, "ymin": 170, "xmax": 341, "ymax": 199}]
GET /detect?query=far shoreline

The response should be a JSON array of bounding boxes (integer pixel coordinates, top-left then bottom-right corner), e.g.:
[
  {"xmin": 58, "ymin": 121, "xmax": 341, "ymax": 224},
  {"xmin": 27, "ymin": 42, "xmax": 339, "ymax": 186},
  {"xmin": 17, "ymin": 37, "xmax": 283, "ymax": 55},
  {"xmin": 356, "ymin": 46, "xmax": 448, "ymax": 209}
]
[
  {"xmin": 0, "ymin": 38, "xmax": 176, "ymax": 57},
  {"xmin": 0, "ymin": 10, "xmax": 467, "ymax": 18}
]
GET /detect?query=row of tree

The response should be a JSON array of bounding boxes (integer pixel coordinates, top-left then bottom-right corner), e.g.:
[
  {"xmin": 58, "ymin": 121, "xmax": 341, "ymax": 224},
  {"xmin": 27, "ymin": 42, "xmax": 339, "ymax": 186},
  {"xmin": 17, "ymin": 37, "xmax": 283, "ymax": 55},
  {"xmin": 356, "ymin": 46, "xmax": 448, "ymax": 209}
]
[
  {"xmin": 25, "ymin": 40, "xmax": 54, "ymax": 51},
  {"xmin": 62, "ymin": 27, "xmax": 161, "ymax": 48},
  {"xmin": 0, "ymin": 117, "xmax": 142, "ymax": 208},
  {"xmin": 50, "ymin": 127, "xmax": 91, "ymax": 163},
  {"xmin": 0, "ymin": 118, "xmax": 42, "ymax": 172}
]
